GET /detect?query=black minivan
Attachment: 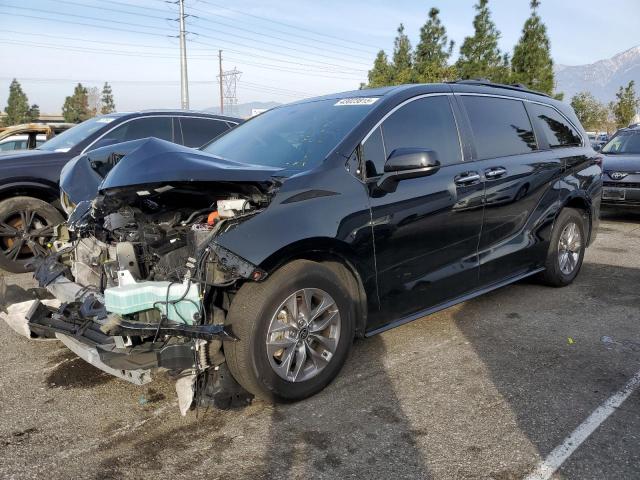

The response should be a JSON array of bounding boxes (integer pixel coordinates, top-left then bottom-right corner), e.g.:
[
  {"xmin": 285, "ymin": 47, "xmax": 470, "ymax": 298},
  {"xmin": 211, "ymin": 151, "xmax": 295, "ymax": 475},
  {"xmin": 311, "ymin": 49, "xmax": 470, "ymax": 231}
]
[{"xmin": 22, "ymin": 81, "xmax": 601, "ymax": 407}]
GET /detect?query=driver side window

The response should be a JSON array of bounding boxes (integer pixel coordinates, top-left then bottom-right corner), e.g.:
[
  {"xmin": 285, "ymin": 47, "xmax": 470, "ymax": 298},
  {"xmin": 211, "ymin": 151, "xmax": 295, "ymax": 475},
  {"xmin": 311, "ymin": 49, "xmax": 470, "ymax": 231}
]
[{"xmin": 360, "ymin": 95, "xmax": 462, "ymax": 177}]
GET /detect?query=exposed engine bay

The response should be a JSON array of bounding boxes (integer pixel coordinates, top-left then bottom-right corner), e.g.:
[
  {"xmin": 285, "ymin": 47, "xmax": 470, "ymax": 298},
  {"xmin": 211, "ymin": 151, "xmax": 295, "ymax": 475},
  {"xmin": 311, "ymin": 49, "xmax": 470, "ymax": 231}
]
[{"xmin": 23, "ymin": 179, "xmax": 277, "ymax": 414}]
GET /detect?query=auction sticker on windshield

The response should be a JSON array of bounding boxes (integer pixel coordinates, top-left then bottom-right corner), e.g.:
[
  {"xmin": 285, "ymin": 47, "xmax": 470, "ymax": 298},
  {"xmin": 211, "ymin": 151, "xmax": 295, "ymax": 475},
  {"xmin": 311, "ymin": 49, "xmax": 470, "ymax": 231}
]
[{"xmin": 334, "ymin": 98, "xmax": 379, "ymax": 106}]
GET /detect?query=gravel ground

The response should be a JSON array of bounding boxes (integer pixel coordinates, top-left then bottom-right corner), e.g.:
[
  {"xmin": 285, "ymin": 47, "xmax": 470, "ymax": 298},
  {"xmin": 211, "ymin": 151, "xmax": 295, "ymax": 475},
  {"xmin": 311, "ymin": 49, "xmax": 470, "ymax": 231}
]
[{"xmin": 0, "ymin": 211, "xmax": 639, "ymax": 480}]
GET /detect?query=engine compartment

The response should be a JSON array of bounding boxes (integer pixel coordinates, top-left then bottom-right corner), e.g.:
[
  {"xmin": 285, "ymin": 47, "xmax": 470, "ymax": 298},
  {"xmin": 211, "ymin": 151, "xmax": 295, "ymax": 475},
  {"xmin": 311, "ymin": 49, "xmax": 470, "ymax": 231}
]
[{"xmin": 27, "ymin": 179, "xmax": 277, "ymax": 413}]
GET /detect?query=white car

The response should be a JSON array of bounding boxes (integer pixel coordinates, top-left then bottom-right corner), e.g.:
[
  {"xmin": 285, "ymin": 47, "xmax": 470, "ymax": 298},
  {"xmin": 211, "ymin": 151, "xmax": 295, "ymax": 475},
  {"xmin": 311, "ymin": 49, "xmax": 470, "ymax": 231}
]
[{"xmin": 0, "ymin": 133, "xmax": 47, "ymax": 152}]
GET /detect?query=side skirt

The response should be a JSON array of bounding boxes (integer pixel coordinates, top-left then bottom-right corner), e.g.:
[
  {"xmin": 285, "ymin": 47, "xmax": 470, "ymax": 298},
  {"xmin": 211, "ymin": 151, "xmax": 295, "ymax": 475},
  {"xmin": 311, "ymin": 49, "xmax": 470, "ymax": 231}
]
[{"xmin": 365, "ymin": 267, "xmax": 545, "ymax": 337}]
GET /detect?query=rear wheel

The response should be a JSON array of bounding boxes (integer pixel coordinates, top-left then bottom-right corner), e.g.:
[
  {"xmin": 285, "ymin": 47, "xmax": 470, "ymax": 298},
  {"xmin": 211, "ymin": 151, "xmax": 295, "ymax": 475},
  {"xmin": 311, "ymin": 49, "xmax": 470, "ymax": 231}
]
[
  {"xmin": 539, "ymin": 208, "xmax": 586, "ymax": 287},
  {"xmin": 0, "ymin": 196, "xmax": 63, "ymax": 273},
  {"xmin": 224, "ymin": 260, "xmax": 355, "ymax": 402}
]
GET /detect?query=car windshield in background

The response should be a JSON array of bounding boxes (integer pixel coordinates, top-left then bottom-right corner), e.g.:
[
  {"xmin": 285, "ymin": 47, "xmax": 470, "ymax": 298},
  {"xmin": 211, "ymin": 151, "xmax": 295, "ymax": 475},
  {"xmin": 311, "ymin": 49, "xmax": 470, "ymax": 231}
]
[
  {"xmin": 37, "ymin": 115, "xmax": 121, "ymax": 152},
  {"xmin": 201, "ymin": 98, "xmax": 379, "ymax": 170},
  {"xmin": 602, "ymin": 131, "xmax": 640, "ymax": 154}
]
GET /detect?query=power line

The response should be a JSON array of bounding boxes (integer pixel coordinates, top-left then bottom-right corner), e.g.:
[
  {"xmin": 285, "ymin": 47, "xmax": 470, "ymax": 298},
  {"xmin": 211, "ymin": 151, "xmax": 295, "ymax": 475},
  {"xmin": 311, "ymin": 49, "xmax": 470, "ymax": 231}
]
[
  {"xmin": 195, "ymin": 0, "xmax": 382, "ymax": 51},
  {"xmin": 186, "ymin": 5, "xmax": 376, "ymax": 62},
  {"xmin": 0, "ymin": 10, "xmax": 369, "ymax": 74}
]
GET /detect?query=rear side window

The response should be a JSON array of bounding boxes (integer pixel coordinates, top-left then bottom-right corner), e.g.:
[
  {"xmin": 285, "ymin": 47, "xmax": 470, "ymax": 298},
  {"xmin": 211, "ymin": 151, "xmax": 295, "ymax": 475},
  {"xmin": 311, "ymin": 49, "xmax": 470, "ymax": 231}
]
[
  {"xmin": 374, "ymin": 95, "xmax": 461, "ymax": 174},
  {"xmin": 91, "ymin": 116, "xmax": 174, "ymax": 150},
  {"xmin": 528, "ymin": 103, "xmax": 582, "ymax": 148},
  {"xmin": 180, "ymin": 117, "xmax": 231, "ymax": 148},
  {"xmin": 461, "ymin": 96, "xmax": 537, "ymax": 159}
]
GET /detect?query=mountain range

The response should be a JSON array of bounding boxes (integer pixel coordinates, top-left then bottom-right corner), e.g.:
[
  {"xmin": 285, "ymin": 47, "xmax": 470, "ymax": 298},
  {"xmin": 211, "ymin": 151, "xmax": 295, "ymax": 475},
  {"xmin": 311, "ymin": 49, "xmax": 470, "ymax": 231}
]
[{"xmin": 555, "ymin": 46, "xmax": 640, "ymax": 102}]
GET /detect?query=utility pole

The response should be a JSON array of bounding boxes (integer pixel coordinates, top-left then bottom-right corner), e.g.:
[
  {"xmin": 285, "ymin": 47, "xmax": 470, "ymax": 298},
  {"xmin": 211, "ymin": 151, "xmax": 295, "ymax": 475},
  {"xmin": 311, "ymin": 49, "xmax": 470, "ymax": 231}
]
[
  {"xmin": 218, "ymin": 50, "xmax": 224, "ymax": 114},
  {"xmin": 178, "ymin": 0, "xmax": 189, "ymax": 109}
]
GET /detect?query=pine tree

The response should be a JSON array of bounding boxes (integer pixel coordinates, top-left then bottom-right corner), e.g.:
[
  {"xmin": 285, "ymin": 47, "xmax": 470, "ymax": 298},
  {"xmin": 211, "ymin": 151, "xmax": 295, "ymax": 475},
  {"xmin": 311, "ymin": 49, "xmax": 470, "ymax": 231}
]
[
  {"xmin": 611, "ymin": 81, "xmax": 639, "ymax": 128},
  {"xmin": 511, "ymin": 0, "xmax": 554, "ymax": 94},
  {"xmin": 3, "ymin": 79, "xmax": 30, "ymax": 126},
  {"xmin": 366, "ymin": 51, "xmax": 393, "ymax": 88},
  {"xmin": 101, "ymin": 82, "xmax": 116, "ymax": 114},
  {"xmin": 391, "ymin": 24, "xmax": 413, "ymax": 84},
  {"xmin": 414, "ymin": 8, "xmax": 455, "ymax": 82},
  {"xmin": 570, "ymin": 92, "xmax": 608, "ymax": 131},
  {"xmin": 455, "ymin": 0, "xmax": 505, "ymax": 82},
  {"xmin": 27, "ymin": 104, "xmax": 40, "ymax": 122},
  {"xmin": 62, "ymin": 83, "xmax": 90, "ymax": 123}
]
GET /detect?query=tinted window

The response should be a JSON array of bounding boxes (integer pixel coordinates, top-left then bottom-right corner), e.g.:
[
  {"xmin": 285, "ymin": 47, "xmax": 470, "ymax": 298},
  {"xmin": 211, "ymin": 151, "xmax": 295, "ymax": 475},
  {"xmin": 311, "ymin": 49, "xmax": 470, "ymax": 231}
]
[
  {"xmin": 368, "ymin": 95, "xmax": 460, "ymax": 175},
  {"xmin": 361, "ymin": 127, "xmax": 386, "ymax": 177},
  {"xmin": 181, "ymin": 117, "xmax": 231, "ymax": 148},
  {"xmin": 91, "ymin": 116, "xmax": 173, "ymax": 150},
  {"xmin": 462, "ymin": 96, "xmax": 536, "ymax": 159},
  {"xmin": 529, "ymin": 103, "xmax": 582, "ymax": 148}
]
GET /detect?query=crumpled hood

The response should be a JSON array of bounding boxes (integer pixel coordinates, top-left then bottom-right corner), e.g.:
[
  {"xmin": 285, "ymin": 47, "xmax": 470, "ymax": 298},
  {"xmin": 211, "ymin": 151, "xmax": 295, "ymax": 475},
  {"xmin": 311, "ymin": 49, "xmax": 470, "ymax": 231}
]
[
  {"xmin": 602, "ymin": 154, "xmax": 640, "ymax": 173},
  {"xmin": 100, "ymin": 137, "xmax": 283, "ymax": 191},
  {"xmin": 61, "ymin": 137, "xmax": 284, "ymax": 203}
]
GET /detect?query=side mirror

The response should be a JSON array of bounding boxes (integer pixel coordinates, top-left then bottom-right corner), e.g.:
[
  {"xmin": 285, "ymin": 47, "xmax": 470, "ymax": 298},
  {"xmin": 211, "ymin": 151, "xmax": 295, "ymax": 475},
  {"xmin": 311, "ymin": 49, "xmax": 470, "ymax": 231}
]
[
  {"xmin": 376, "ymin": 148, "xmax": 441, "ymax": 193},
  {"xmin": 593, "ymin": 144, "xmax": 602, "ymax": 152}
]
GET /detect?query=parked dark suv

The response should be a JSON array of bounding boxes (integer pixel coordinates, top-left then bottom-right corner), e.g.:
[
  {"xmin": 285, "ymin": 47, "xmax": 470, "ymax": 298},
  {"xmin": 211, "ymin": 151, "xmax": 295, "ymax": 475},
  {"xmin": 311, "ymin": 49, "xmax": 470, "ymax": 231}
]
[
  {"xmin": 600, "ymin": 125, "xmax": 640, "ymax": 207},
  {"xmin": 11, "ymin": 81, "xmax": 601, "ymax": 411},
  {"xmin": 0, "ymin": 111, "xmax": 240, "ymax": 272}
]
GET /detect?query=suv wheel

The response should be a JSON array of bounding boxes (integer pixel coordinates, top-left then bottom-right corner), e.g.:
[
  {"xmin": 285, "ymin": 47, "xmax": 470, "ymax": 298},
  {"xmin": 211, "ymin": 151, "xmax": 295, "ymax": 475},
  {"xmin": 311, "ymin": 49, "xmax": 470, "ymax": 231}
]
[
  {"xmin": 224, "ymin": 260, "xmax": 355, "ymax": 401},
  {"xmin": 0, "ymin": 196, "xmax": 64, "ymax": 273},
  {"xmin": 540, "ymin": 208, "xmax": 586, "ymax": 287}
]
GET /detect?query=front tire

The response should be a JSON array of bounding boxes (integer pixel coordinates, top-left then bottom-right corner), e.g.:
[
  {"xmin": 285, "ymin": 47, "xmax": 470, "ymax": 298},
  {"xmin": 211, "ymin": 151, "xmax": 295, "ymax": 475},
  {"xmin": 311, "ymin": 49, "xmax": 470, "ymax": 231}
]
[
  {"xmin": 0, "ymin": 196, "xmax": 64, "ymax": 273},
  {"xmin": 224, "ymin": 260, "xmax": 355, "ymax": 402},
  {"xmin": 539, "ymin": 208, "xmax": 586, "ymax": 287}
]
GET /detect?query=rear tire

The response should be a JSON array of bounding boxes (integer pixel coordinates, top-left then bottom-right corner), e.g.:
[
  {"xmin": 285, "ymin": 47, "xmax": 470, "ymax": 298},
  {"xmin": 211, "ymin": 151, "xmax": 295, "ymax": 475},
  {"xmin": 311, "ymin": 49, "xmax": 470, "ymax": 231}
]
[
  {"xmin": 224, "ymin": 260, "xmax": 355, "ymax": 402},
  {"xmin": 0, "ymin": 196, "xmax": 63, "ymax": 273},
  {"xmin": 539, "ymin": 208, "xmax": 586, "ymax": 287}
]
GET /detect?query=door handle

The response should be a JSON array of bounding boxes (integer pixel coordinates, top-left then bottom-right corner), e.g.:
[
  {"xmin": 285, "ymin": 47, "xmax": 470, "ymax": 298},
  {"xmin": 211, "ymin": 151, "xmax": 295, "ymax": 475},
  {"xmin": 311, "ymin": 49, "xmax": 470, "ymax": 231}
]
[
  {"xmin": 485, "ymin": 167, "xmax": 507, "ymax": 179},
  {"xmin": 454, "ymin": 171, "xmax": 481, "ymax": 186}
]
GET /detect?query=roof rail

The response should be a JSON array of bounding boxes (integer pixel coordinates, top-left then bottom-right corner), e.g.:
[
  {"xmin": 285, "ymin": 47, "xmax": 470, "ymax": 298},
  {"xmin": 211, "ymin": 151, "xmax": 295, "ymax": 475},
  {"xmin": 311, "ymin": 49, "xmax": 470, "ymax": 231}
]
[{"xmin": 449, "ymin": 79, "xmax": 551, "ymax": 98}]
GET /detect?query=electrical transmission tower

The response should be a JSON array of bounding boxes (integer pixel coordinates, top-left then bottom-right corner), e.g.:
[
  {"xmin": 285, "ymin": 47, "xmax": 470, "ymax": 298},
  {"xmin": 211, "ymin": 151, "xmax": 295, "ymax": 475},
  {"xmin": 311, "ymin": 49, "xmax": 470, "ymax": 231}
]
[{"xmin": 217, "ymin": 51, "xmax": 241, "ymax": 115}]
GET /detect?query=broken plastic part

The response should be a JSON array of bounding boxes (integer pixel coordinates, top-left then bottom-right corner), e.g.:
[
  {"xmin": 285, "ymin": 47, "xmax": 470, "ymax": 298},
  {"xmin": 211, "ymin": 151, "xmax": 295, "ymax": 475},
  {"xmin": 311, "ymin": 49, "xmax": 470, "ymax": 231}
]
[
  {"xmin": 56, "ymin": 333, "xmax": 152, "ymax": 385},
  {"xmin": 0, "ymin": 299, "xmax": 61, "ymax": 339}
]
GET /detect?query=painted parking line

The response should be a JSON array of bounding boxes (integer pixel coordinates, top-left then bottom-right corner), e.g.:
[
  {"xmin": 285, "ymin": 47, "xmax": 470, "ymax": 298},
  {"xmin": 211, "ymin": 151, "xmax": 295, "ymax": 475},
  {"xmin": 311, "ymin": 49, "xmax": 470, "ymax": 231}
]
[{"xmin": 525, "ymin": 368, "xmax": 640, "ymax": 480}]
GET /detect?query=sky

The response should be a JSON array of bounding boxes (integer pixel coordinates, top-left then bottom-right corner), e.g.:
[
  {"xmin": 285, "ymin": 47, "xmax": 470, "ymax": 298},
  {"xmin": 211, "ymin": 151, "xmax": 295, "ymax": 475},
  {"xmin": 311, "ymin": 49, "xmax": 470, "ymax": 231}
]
[{"xmin": 0, "ymin": 0, "xmax": 638, "ymax": 114}]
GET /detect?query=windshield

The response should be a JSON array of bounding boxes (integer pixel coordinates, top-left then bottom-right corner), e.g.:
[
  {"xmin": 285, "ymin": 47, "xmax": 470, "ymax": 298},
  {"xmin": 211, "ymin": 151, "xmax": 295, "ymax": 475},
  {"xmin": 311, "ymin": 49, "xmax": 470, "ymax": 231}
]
[
  {"xmin": 201, "ymin": 98, "xmax": 379, "ymax": 170},
  {"xmin": 602, "ymin": 131, "xmax": 640, "ymax": 154},
  {"xmin": 38, "ymin": 116, "xmax": 120, "ymax": 152}
]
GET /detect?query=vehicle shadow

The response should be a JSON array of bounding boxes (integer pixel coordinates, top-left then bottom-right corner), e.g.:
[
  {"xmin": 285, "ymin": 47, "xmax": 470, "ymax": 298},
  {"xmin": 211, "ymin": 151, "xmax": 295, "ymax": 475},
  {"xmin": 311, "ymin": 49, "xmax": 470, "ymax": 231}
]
[
  {"xmin": 244, "ymin": 335, "xmax": 433, "ymax": 479},
  {"xmin": 452, "ymin": 262, "xmax": 640, "ymax": 478}
]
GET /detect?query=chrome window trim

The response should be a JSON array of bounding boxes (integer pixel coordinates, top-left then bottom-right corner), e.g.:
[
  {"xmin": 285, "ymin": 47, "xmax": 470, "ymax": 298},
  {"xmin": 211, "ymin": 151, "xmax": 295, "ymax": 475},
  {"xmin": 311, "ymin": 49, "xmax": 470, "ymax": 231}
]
[
  {"xmin": 359, "ymin": 92, "xmax": 465, "ymax": 176},
  {"xmin": 454, "ymin": 92, "xmax": 585, "ymax": 148},
  {"xmin": 81, "ymin": 115, "xmax": 238, "ymax": 154}
]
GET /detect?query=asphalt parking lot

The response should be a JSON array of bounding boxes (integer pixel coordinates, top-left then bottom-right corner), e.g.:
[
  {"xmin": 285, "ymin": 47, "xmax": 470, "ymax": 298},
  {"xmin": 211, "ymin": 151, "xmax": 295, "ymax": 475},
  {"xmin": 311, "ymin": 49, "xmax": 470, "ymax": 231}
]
[{"xmin": 1, "ymin": 211, "xmax": 639, "ymax": 480}]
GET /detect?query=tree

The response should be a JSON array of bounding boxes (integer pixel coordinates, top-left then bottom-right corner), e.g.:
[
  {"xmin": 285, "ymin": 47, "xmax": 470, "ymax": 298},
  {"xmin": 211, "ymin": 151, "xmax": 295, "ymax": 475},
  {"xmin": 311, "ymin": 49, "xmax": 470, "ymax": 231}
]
[
  {"xmin": 511, "ymin": 0, "xmax": 554, "ymax": 95},
  {"xmin": 101, "ymin": 82, "xmax": 116, "ymax": 114},
  {"xmin": 366, "ymin": 51, "xmax": 393, "ymax": 88},
  {"xmin": 390, "ymin": 24, "xmax": 413, "ymax": 84},
  {"xmin": 62, "ymin": 83, "xmax": 90, "ymax": 123},
  {"xmin": 456, "ymin": 0, "xmax": 507, "ymax": 82},
  {"xmin": 27, "ymin": 104, "xmax": 40, "ymax": 122},
  {"xmin": 570, "ymin": 92, "xmax": 608, "ymax": 131},
  {"xmin": 414, "ymin": 8, "xmax": 455, "ymax": 82},
  {"xmin": 3, "ymin": 79, "xmax": 30, "ymax": 126},
  {"xmin": 610, "ymin": 81, "xmax": 639, "ymax": 128}
]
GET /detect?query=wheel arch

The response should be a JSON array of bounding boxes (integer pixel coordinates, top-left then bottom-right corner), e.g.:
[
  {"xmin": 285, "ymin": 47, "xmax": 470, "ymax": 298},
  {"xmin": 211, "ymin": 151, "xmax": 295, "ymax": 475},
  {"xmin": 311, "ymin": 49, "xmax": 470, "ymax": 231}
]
[
  {"xmin": 558, "ymin": 193, "xmax": 593, "ymax": 244},
  {"xmin": 258, "ymin": 237, "xmax": 370, "ymax": 338},
  {"xmin": 0, "ymin": 181, "xmax": 61, "ymax": 207}
]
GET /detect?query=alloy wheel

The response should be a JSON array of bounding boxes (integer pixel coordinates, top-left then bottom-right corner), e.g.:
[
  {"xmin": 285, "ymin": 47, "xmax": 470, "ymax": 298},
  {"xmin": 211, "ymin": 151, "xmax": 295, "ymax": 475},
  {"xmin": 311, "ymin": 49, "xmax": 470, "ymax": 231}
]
[
  {"xmin": 266, "ymin": 288, "xmax": 341, "ymax": 383},
  {"xmin": 0, "ymin": 210, "xmax": 55, "ymax": 262},
  {"xmin": 557, "ymin": 221, "xmax": 582, "ymax": 275}
]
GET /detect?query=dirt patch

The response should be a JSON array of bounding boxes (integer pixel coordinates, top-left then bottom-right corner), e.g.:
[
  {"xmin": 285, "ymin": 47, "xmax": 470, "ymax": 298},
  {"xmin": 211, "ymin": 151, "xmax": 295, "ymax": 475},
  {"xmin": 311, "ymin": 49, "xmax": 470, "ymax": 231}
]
[{"xmin": 45, "ymin": 351, "xmax": 113, "ymax": 389}]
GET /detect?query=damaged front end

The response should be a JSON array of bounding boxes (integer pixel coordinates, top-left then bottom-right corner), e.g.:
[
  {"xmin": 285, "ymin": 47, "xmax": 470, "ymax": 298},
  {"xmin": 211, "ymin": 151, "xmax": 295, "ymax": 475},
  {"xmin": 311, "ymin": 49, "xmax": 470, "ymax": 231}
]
[{"xmin": 19, "ymin": 140, "xmax": 282, "ymax": 414}]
